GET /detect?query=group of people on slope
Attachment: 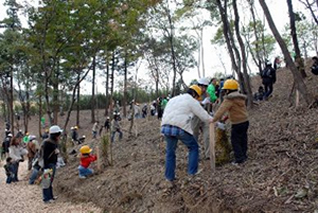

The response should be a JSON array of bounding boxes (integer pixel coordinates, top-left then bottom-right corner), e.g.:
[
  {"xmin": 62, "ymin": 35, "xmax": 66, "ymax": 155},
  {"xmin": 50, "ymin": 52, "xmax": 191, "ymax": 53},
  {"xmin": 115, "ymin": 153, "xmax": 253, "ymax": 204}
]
[
  {"xmin": 161, "ymin": 78, "xmax": 249, "ymax": 184},
  {"xmin": 2, "ymin": 128, "xmax": 41, "ymax": 184}
]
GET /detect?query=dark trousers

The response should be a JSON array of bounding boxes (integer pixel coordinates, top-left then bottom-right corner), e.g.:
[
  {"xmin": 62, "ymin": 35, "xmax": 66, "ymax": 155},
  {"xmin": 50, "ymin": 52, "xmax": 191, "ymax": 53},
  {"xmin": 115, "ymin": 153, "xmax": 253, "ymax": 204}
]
[
  {"xmin": 231, "ymin": 121, "xmax": 249, "ymax": 163},
  {"xmin": 12, "ymin": 161, "xmax": 19, "ymax": 182},
  {"xmin": 263, "ymin": 81, "xmax": 273, "ymax": 98},
  {"xmin": 43, "ymin": 164, "xmax": 56, "ymax": 202}
]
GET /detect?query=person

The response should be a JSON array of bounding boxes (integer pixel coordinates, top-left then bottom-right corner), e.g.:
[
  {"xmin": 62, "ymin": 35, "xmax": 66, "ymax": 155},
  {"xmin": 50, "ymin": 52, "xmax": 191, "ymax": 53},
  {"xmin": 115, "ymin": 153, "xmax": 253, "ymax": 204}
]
[
  {"xmin": 27, "ymin": 135, "xmax": 39, "ymax": 171},
  {"xmin": 261, "ymin": 61, "xmax": 276, "ymax": 99},
  {"xmin": 78, "ymin": 145, "xmax": 97, "ymax": 179},
  {"xmin": 115, "ymin": 101, "xmax": 121, "ymax": 113},
  {"xmin": 42, "ymin": 129, "xmax": 49, "ymax": 140},
  {"xmin": 207, "ymin": 78, "xmax": 218, "ymax": 104},
  {"xmin": 142, "ymin": 104, "xmax": 148, "ymax": 118},
  {"xmin": 254, "ymin": 86, "xmax": 265, "ymax": 101},
  {"xmin": 2, "ymin": 133, "xmax": 12, "ymax": 158},
  {"xmin": 212, "ymin": 79, "xmax": 249, "ymax": 165},
  {"xmin": 9, "ymin": 137, "xmax": 28, "ymax": 182},
  {"xmin": 4, "ymin": 157, "xmax": 15, "ymax": 184},
  {"xmin": 192, "ymin": 77, "xmax": 212, "ymax": 160},
  {"xmin": 41, "ymin": 116, "xmax": 46, "ymax": 128},
  {"xmin": 311, "ymin": 56, "xmax": 318, "ymax": 75},
  {"xmin": 111, "ymin": 113, "xmax": 123, "ymax": 143},
  {"xmin": 161, "ymin": 85, "xmax": 213, "ymax": 183},
  {"xmin": 157, "ymin": 97, "xmax": 163, "ymax": 120},
  {"xmin": 273, "ymin": 56, "xmax": 281, "ymax": 70},
  {"xmin": 150, "ymin": 102, "xmax": 156, "ymax": 116},
  {"xmin": 161, "ymin": 96, "xmax": 168, "ymax": 114},
  {"xmin": 71, "ymin": 126, "xmax": 80, "ymax": 145},
  {"xmin": 103, "ymin": 117, "xmax": 110, "ymax": 133},
  {"xmin": 15, "ymin": 129, "xmax": 23, "ymax": 138},
  {"xmin": 92, "ymin": 121, "xmax": 99, "ymax": 139},
  {"xmin": 42, "ymin": 125, "xmax": 62, "ymax": 203},
  {"xmin": 23, "ymin": 132, "xmax": 30, "ymax": 144},
  {"xmin": 29, "ymin": 152, "xmax": 42, "ymax": 185}
]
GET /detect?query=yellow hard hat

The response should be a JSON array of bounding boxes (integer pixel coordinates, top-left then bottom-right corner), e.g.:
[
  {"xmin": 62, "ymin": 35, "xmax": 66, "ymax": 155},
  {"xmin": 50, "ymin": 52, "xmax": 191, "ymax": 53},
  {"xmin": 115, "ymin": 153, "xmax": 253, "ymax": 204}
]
[
  {"xmin": 74, "ymin": 126, "xmax": 78, "ymax": 130},
  {"xmin": 80, "ymin": 145, "xmax": 92, "ymax": 154},
  {"xmin": 222, "ymin": 79, "xmax": 239, "ymax": 90},
  {"xmin": 189, "ymin": 85, "xmax": 202, "ymax": 97}
]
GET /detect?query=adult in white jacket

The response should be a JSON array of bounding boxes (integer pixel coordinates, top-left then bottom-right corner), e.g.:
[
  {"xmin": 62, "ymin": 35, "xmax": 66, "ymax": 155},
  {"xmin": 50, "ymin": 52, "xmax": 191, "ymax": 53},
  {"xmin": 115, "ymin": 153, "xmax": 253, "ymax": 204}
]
[
  {"xmin": 161, "ymin": 85, "xmax": 213, "ymax": 182},
  {"xmin": 9, "ymin": 137, "xmax": 28, "ymax": 182}
]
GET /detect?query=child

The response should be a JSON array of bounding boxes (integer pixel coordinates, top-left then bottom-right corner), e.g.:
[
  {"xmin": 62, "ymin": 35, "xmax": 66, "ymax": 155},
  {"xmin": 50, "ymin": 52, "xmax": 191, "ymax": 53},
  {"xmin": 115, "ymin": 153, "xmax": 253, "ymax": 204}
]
[
  {"xmin": 4, "ymin": 157, "xmax": 15, "ymax": 184},
  {"xmin": 92, "ymin": 122, "xmax": 99, "ymax": 139},
  {"xmin": 212, "ymin": 79, "xmax": 249, "ymax": 165},
  {"xmin": 111, "ymin": 114, "xmax": 123, "ymax": 143},
  {"xmin": 78, "ymin": 145, "xmax": 97, "ymax": 179}
]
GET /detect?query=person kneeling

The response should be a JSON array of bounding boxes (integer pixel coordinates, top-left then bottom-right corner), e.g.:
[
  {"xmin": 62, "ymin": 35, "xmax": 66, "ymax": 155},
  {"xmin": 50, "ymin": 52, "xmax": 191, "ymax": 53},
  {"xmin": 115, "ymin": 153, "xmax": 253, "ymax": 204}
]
[{"xmin": 78, "ymin": 145, "xmax": 97, "ymax": 179}]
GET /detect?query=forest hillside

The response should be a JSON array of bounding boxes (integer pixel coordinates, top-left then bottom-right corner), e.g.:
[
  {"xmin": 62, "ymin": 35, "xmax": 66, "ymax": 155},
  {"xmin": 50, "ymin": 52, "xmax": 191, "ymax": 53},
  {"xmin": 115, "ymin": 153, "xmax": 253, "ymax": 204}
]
[{"xmin": 53, "ymin": 63, "xmax": 318, "ymax": 213}]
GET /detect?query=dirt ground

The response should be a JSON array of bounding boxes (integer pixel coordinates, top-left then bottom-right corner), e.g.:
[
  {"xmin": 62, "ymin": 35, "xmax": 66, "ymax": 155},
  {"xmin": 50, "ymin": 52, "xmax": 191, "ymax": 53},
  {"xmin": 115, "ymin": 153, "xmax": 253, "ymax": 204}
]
[
  {"xmin": 0, "ymin": 159, "xmax": 102, "ymax": 213},
  {"xmin": 2, "ymin": 59, "xmax": 318, "ymax": 213}
]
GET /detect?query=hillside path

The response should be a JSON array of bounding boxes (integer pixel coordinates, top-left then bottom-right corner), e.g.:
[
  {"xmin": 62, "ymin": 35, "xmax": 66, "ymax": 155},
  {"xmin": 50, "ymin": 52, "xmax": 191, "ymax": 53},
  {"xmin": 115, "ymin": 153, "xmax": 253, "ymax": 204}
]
[{"xmin": 0, "ymin": 160, "xmax": 102, "ymax": 213}]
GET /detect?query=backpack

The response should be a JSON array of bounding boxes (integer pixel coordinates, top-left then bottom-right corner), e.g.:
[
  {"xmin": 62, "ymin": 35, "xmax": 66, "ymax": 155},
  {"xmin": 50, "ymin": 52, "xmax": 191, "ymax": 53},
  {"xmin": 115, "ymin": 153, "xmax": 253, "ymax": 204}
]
[{"xmin": 262, "ymin": 67, "xmax": 272, "ymax": 78}]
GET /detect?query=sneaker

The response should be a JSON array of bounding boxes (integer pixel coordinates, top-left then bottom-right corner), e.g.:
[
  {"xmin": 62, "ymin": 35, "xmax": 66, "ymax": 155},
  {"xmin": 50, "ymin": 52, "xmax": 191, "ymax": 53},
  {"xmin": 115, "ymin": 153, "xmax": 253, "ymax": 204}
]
[
  {"xmin": 79, "ymin": 175, "xmax": 86, "ymax": 179},
  {"xmin": 52, "ymin": 196, "xmax": 58, "ymax": 200},
  {"xmin": 44, "ymin": 200, "xmax": 55, "ymax": 204}
]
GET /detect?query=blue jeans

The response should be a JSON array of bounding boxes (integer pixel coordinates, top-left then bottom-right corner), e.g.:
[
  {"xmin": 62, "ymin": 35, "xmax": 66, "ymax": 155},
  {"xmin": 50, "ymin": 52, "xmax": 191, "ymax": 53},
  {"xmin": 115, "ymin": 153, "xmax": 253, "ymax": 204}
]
[
  {"xmin": 111, "ymin": 130, "xmax": 123, "ymax": 143},
  {"xmin": 164, "ymin": 131, "xmax": 199, "ymax": 181},
  {"xmin": 78, "ymin": 165, "xmax": 93, "ymax": 177},
  {"xmin": 42, "ymin": 164, "xmax": 56, "ymax": 202},
  {"xmin": 92, "ymin": 131, "xmax": 97, "ymax": 138},
  {"xmin": 29, "ymin": 167, "xmax": 40, "ymax": 184}
]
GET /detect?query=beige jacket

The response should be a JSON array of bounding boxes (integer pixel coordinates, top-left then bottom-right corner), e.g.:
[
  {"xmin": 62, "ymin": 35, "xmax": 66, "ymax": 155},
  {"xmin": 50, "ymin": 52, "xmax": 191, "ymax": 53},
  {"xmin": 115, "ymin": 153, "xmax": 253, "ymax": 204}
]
[{"xmin": 212, "ymin": 91, "xmax": 248, "ymax": 124}]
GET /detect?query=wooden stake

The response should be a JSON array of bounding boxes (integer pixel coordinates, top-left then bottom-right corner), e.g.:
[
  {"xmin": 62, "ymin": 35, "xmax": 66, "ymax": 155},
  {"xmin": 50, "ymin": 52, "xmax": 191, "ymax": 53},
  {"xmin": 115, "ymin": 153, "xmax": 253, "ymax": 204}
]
[
  {"xmin": 95, "ymin": 145, "xmax": 101, "ymax": 171},
  {"xmin": 209, "ymin": 123, "xmax": 216, "ymax": 172},
  {"xmin": 296, "ymin": 89, "xmax": 299, "ymax": 107}
]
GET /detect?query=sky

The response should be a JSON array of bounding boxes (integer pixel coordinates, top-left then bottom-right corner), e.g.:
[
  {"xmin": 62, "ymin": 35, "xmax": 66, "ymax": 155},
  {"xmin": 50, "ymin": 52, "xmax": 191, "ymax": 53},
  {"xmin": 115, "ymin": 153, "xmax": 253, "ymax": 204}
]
[{"xmin": 0, "ymin": 0, "xmax": 312, "ymax": 95}]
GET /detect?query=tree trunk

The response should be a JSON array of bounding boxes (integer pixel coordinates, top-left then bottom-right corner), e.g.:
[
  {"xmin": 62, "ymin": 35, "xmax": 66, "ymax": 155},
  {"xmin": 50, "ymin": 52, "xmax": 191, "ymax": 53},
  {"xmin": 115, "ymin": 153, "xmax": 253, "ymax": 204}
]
[
  {"xmin": 76, "ymin": 72, "xmax": 80, "ymax": 127},
  {"xmin": 38, "ymin": 95, "xmax": 42, "ymax": 137},
  {"xmin": 248, "ymin": 0, "xmax": 263, "ymax": 74},
  {"xmin": 52, "ymin": 72, "xmax": 59, "ymax": 125},
  {"xmin": 259, "ymin": 0, "xmax": 312, "ymax": 105},
  {"xmin": 287, "ymin": 0, "xmax": 306, "ymax": 78},
  {"xmin": 200, "ymin": 29, "xmax": 206, "ymax": 77},
  {"xmin": 233, "ymin": 0, "xmax": 254, "ymax": 108},
  {"xmin": 91, "ymin": 55, "xmax": 96, "ymax": 123},
  {"xmin": 123, "ymin": 53, "xmax": 128, "ymax": 118},
  {"xmin": 105, "ymin": 60, "xmax": 109, "ymax": 116},
  {"xmin": 24, "ymin": 90, "xmax": 30, "ymax": 132},
  {"xmin": 215, "ymin": 0, "xmax": 247, "ymax": 94},
  {"xmin": 167, "ymin": 13, "xmax": 177, "ymax": 96},
  {"xmin": 10, "ymin": 69, "xmax": 14, "ymax": 135}
]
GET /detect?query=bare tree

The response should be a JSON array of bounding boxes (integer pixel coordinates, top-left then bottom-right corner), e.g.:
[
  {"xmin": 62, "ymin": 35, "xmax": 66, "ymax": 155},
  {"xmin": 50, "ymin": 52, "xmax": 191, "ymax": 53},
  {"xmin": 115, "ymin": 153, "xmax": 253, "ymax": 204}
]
[
  {"xmin": 287, "ymin": 0, "xmax": 306, "ymax": 78},
  {"xmin": 259, "ymin": 0, "xmax": 312, "ymax": 105}
]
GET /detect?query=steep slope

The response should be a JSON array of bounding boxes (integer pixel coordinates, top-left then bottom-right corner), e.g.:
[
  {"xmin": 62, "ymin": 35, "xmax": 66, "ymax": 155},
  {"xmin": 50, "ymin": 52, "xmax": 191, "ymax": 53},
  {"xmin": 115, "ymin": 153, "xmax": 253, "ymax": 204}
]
[{"xmin": 55, "ymin": 65, "xmax": 318, "ymax": 212}]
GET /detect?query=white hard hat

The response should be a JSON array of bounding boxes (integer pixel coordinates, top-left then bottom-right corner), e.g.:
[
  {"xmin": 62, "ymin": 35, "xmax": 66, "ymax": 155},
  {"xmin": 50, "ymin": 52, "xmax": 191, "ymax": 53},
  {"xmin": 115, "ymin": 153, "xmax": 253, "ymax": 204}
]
[
  {"xmin": 8, "ymin": 133, "xmax": 12, "ymax": 137},
  {"xmin": 197, "ymin": 78, "xmax": 210, "ymax": 86},
  {"xmin": 49, "ymin": 125, "xmax": 63, "ymax": 134},
  {"xmin": 29, "ymin": 135, "xmax": 36, "ymax": 141}
]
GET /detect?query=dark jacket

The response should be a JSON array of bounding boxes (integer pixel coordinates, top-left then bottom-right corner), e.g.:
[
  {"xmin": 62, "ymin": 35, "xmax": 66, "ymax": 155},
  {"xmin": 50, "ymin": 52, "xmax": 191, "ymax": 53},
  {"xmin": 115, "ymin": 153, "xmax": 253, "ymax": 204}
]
[
  {"xmin": 43, "ymin": 138, "xmax": 58, "ymax": 168},
  {"xmin": 261, "ymin": 66, "xmax": 276, "ymax": 84}
]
